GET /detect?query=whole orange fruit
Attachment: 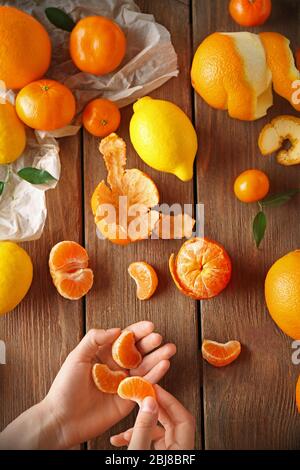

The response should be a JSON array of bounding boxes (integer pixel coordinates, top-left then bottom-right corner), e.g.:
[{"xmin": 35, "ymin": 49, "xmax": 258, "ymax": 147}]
[
  {"xmin": 229, "ymin": 0, "xmax": 271, "ymax": 27},
  {"xmin": 16, "ymin": 79, "xmax": 76, "ymax": 131},
  {"xmin": 69, "ymin": 16, "xmax": 126, "ymax": 75},
  {"xmin": 265, "ymin": 250, "xmax": 300, "ymax": 340},
  {"xmin": 82, "ymin": 98, "xmax": 120, "ymax": 137},
  {"xmin": 234, "ymin": 169, "xmax": 270, "ymax": 203},
  {"xmin": 0, "ymin": 6, "xmax": 51, "ymax": 90}
]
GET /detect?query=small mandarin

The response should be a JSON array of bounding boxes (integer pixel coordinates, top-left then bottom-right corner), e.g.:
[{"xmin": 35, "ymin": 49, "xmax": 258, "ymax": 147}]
[
  {"xmin": 234, "ymin": 169, "xmax": 270, "ymax": 203},
  {"xmin": 229, "ymin": 0, "xmax": 271, "ymax": 27},
  {"xmin": 83, "ymin": 98, "xmax": 121, "ymax": 137}
]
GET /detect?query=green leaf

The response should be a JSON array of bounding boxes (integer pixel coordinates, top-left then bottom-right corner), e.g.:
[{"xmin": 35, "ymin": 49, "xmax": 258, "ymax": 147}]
[
  {"xmin": 45, "ymin": 7, "xmax": 75, "ymax": 32},
  {"xmin": 260, "ymin": 189, "xmax": 300, "ymax": 208},
  {"xmin": 0, "ymin": 181, "xmax": 4, "ymax": 196},
  {"xmin": 18, "ymin": 168, "xmax": 57, "ymax": 185},
  {"xmin": 253, "ymin": 211, "xmax": 267, "ymax": 248}
]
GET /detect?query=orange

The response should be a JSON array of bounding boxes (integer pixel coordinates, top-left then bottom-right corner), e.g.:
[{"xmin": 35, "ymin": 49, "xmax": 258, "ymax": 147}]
[
  {"xmin": 0, "ymin": 6, "xmax": 51, "ymax": 90},
  {"xmin": 265, "ymin": 250, "xmax": 300, "ymax": 339},
  {"xmin": 92, "ymin": 363, "xmax": 127, "ymax": 394},
  {"xmin": 83, "ymin": 98, "xmax": 120, "ymax": 137},
  {"xmin": 112, "ymin": 330, "xmax": 142, "ymax": 369},
  {"xmin": 128, "ymin": 262, "xmax": 158, "ymax": 300},
  {"xmin": 169, "ymin": 238, "xmax": 232, "ymax": 300},
  {"xmin": 70, "ymin": 16, "xmax": 126, "ymax": 75},
  {"xmin": 117, "ymin": 376, "xmax": 156, "ymax": 406},
  {"xmin": 16, "ymin": 79, "xmax": 76, "ymax": 131},
  {"xmin": 229, "ymin": 0, "xmax": 271, "ymax": 27},
  {"xmin": 202, "ymin": 339, "xmax": 241, "ymax": 367},
  {"xmin": 259, "ymin": 32, "xmax": 300, "ymax": 112},
  {"xmin": 91, "ymin": 133, "xmax": 159, "ymax": 245},
  {"xmin": 234, "ymin": 169, "xmax": 270, "ymax": 203},
  {"xmin": 49, "ymin": 241, "xmax": 94, "ymax": 300},
  {"xmin": 296, "ymin": 375, "xmax": 300, "ymax": 413},
  {"xmin": 191, "ymin": 32, "xmax": 273, "ymax": 121}
]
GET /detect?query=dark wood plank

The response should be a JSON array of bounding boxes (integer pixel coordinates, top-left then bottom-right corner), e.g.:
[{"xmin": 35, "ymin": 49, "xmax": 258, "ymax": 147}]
[
  {"xmin": 84, "ymin": 0, "xmax": 202, "ymax": 449},
  {"xmin": 0, "ymin": 135, "xmax": 84, "ymax": 435},
  {"xmin": 193, "ymin": 0, "xmax": 300, "ymax": 449}
]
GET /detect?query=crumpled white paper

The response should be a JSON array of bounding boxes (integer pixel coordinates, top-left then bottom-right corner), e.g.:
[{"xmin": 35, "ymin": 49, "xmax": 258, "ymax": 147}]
[{"xmin": 0, "ymin": 0, "xmax": 178, "ymax": 241}]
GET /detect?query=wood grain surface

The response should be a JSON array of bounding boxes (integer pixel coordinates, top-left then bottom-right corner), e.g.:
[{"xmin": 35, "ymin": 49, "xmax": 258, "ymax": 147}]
[
  {"xmin": 193, "ymin": 0, "xmax": 300, "ymax": 450},
  {"xmin": 0, "ymin": 0, "xmax": 300, "ymax": 451}
]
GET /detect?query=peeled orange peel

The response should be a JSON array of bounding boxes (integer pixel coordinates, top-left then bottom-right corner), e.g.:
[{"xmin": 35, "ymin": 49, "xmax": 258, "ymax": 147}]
[
  {"xmin": 191, "ymin": 31, "xmax": 300, "ymax": 120},
  {"xmin": 112, "ymin": 330, "xmax": 142, "ymax": 369},
  {"xmin": 117, "ymin": 376, "xmax": 156, "ymax": 406},
  {"xmin": 202, "ymin": 339, "xmax": 241, "ymax": 367},
  {"xmin": 49, "ymin": 241, "xmax": 94, "ymax": 300},
  {"xmin": 169, "ymin": 238, "xmax": 232, "ymax": 300},
  {"xmin": 258, "ymin": 115, "xmax": 300, "ymax": 166},
  {"xmin": 91, "ymin": 133, "xmax": 195, "ymax": 244},
  {"xmin": 128, "ymin": 262, "xmax": 158, "ymax": 300},
  {"xmin": 92, "ymin": 363, "xmax": 127, "ymax": 394}
]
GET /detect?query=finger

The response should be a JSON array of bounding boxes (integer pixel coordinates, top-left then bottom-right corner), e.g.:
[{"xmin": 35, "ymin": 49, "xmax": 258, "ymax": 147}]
[
  {"xmin": 136, "ymin": 333, "xmax": 162, "ymax": 355},
  {"xmin": 143, "ymin": 359, "xmax": 170, "ymax": 384},
  {"xmin": 128, "ymin": 397, "xmax": 159, "ymax": 450},
  {"xmin": 131, "ymin": 343, "xmax": 176, "ymax": 376},
  {"xmin": 70, "ymin": 328, "xmax": 121, "ymax": 362},
  {"xmin": 154, "ymin": 385, "xmax": 196, "ymax": 426},
  {"xmin": 126, "ymin": 321, "xmax": 154, "ymax": 341},
  {"xmin": 110, "ymin": 426, "xmax": 165, "ymax": 448}
]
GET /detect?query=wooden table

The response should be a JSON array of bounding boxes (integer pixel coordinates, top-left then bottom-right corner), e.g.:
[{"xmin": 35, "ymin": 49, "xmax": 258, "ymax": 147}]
[{"xmin": 0, "ymin": 0, "xmax": 300, "ymax": 450}]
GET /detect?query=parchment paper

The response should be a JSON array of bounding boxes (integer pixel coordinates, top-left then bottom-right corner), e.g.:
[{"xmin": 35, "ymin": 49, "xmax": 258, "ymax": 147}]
[{"xmin": 0, "ymin": 0, "xmax": 178, "ymax": 241}]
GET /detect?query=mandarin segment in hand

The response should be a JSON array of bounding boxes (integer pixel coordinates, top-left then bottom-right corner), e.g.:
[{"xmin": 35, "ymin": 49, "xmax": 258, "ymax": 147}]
[
  {"xmin": 202, "ymin": 339, "xmax": 241, "ymax": 367},
  {"xmin": 169, "ymin": 238, "xmax": 232, "ymax": 300},
  {"xmin": 92, "ymin": 363, "xmax": 128, "ymax": 394},
  {"xmin": 117, "ymin": 376, "xmax": 156, "ymax": 406},
  {"xmin": 49, "ymin": 241, "xmax": 94, "ymax": 300},
  {"xmin": 112, "ymin": 330, "xmax": 142, "ymax": 369},
  {"xmin": 128, "ymin": 262, "xmax": 158, "ymax": 300}
]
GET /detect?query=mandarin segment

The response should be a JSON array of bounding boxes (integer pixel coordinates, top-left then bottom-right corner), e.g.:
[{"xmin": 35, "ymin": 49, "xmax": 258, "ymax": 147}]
[
  {"xmin": 92, "ymin": 363, "xmax": 128, "ymax": 394},
  {"xmin": 117, "ymin": 376, "xmax": 156, "ymax": 406},
  {"xmin": 169, "ymin": 238, "xmax": 232, "ymax": 300},
  {"xmin": 49, "ymin": 241, "xmax": 94, "ymax": 300},
  {"xmin": 112, "ymin": 330, "xmax": 142, "ymax": 369},
  {"xmin": 128, "ymin": 262, "xmax": 158, "ymax": 300},
  {"xmin": 202, "ymin": 339, "xmax": 241, "ymax": 367}
]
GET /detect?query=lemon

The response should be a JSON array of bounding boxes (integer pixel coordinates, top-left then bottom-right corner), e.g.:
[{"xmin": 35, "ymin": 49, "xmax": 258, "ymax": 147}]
[
  {"xmin": 0, "ymin": 242, "xmax": 33, "ymax": 315},
  {"xmin": 129, "ymin": 97, "xmax": 197, "ymax": 181},
  {"xmin": 0, "ymin": 102, "xmax": 26, "ymax": 164}
]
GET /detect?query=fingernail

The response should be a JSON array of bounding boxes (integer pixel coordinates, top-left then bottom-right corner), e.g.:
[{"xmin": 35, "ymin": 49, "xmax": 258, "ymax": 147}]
[
  {"xmin": 106, "ymin": 328, "xmax": 120, "ymax": 334},
  {"xmin": 141, "ymin": 396, "xmax": 158, "ymax": 413}
]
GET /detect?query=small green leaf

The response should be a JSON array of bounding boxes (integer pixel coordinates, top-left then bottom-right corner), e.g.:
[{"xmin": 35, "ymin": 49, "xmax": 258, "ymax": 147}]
[
  {"xmin": 253, "ymin": 211, "xmax": 267, "ymax": 248},
  {"xmin": 45, "ymin": 7, "xmax": 75, "ymax": 32},
  {"xmin": 18, "ymin": 168, "xmax": 57, "ymax": 185},
  {"xmin": 0, "ymin": 181, "xmax": 4, "ymax": 196},
  {"xmin": 260, "ymin": 189, "xmax": 300, "ymax": 208}
]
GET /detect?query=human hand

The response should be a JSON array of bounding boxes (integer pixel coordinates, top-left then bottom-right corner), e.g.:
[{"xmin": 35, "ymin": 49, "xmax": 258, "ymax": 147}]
[
  {"xmin": 110, "ymin": 384, "xmax": 195, "ymax": 450},
  {"xmin": 43, "ymin": 321, "xmax": 176, "ymax": 449}
]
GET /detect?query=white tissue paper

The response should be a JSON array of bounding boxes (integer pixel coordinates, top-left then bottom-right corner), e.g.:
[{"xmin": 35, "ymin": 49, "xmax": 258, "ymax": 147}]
[{"xmin": 0, "ymin": 0, "xmax": 178, "ymax": 241}]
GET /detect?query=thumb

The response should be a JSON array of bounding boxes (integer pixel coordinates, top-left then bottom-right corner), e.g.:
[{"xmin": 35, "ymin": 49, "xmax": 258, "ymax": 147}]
[
  {"xmin": 128, "ymin": 397, "xmax": 158, "ymax": 450},
  {"xmin": 72, "ymin": 328, "xmax": 121, "ymax": 362}
]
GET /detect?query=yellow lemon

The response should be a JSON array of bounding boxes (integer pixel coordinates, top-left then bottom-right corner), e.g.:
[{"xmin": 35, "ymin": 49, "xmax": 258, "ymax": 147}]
[
  {"xmin": 129, "ymin": 97, "xmax": 197, "ymax": 181},
  {"xmin": 0, "ymin": 102, "xmax": 26, "ymax": 164},
  {"xmin": 0, "ymin": 242, "xmax": 33, "ymax": 315}
]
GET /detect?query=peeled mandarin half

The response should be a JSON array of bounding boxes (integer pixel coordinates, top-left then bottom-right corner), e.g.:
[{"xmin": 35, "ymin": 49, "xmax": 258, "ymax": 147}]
[
  {"xmin": 259, "ymin": 32, "xmax": 300, "ymax": 112},
  {"xmin": 49, "ymin": 241, "xmax": 94, "ymax": 300},
  {"xmin": 258, "ymin": 115, "xmax": 300, "ymax": 166},
  {"xmin": 112, "ymin": 330, "xmax": 142, "ymax": 369},
  {"xmin": 92, "ymin": 363, "xmax": 128, "ymax": 394},
  {"xmin": 202, "ymin": 339, "xmax": 241, "ymax": 367},
  {"xmin": 128, "ymin": 262, "xmax": 158, "ymax": 300},
  {"xmin": 169, "ymin": 238, "xmax": 232, "ymax": 300},
  {"xmin": 117, "ymin": 376, "xmax": 156, "ymax": 406},
  {"xmin": 191, "ymin": 32, "xmax": 273, "ymax": 121}
]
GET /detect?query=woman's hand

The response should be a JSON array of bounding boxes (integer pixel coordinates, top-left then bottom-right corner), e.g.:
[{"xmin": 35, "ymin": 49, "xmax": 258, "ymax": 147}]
[
  {"xmin": 43, "ymin": 321, "xmax": 176, "ymax": 449},
  {"xmin": 111, "ymin": 384, "xmax": 195, "ymax": 450}
]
